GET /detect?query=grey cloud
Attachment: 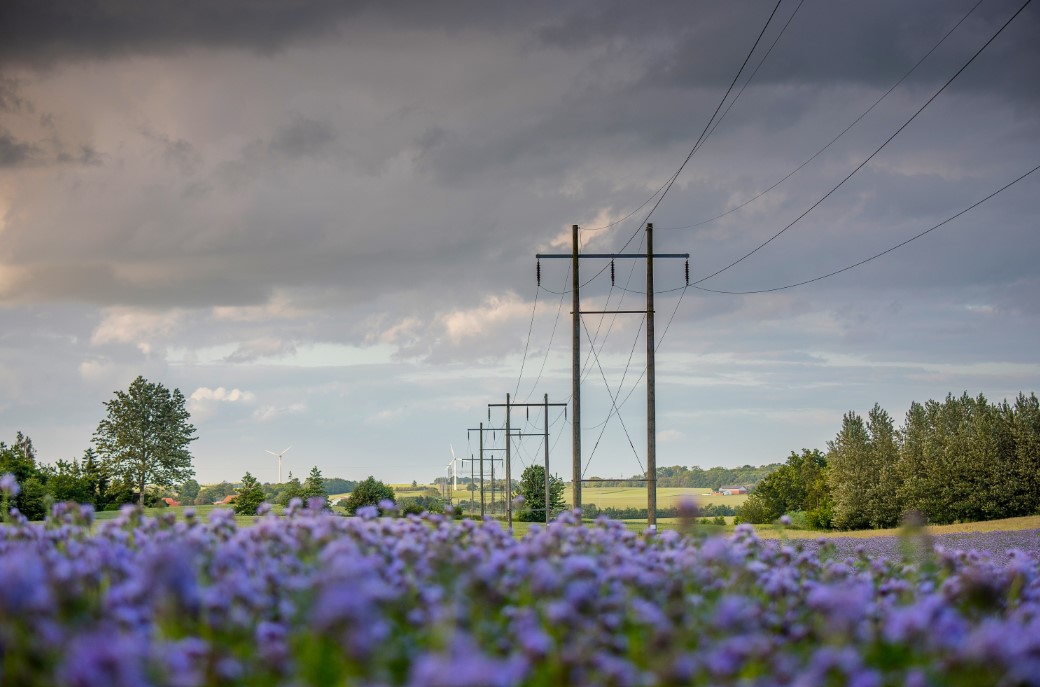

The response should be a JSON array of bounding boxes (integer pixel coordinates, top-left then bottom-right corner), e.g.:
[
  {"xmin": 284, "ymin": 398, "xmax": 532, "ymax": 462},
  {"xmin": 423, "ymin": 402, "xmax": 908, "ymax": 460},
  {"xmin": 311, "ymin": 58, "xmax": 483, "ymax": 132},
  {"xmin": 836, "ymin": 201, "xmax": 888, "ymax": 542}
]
[
  {"xmin": 269, "ymin": 118, "xmax": 337, "ymax": 159},
  {"xmin": 0, "ymin": 0, "xmax": 543, "ymax": 68},
  {"xmin": 0, "ymin": 77, "xmax": 32, "ymax": 112},
  {"xmin": 142, "ymin": 128, "xmax": 202, "ymax": 175},
  {"xmin": 0, "ymin": 129, "xmax": 39, "ymax": 166}
]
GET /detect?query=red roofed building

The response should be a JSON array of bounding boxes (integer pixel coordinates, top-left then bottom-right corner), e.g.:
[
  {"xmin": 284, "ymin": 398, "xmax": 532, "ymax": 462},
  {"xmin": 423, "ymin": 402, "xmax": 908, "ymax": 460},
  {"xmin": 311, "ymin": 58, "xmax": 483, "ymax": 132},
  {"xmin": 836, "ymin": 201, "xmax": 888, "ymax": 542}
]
[{"xmin": 162, "ymin": 497, "xmax": 181, "ymax": 507}]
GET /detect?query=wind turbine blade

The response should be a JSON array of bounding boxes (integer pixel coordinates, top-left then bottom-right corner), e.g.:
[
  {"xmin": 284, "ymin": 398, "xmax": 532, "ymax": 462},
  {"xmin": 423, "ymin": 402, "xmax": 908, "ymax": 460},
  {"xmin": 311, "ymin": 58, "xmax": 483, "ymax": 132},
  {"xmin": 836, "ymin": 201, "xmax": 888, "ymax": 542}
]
[
  {"xmin": 450, "ymin": 444, "xmax": 457, "ymax": 462},
  {"xmin": 265, "ymin": 450, "xmax": 278, "ymax": 457},
  {"xmin": 283, "ymin": 446, "xmax": 292, "ymax": 454}
]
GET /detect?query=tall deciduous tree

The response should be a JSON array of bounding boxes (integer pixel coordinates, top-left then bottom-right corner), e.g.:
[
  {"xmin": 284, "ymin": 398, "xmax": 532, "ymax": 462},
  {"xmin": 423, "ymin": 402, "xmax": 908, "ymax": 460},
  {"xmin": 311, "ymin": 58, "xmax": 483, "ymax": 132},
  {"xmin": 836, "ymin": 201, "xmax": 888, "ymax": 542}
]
[
  {"xmin": 514, "ymin": 464, "xmax": 566, "ymax": 522},
  {"xmin": 827, "ymin": 411, "xmax": 871, "ymax": 530},
  {"xmin": 92, "ymin": 376, "xmax": 197, "ymax": 505}
]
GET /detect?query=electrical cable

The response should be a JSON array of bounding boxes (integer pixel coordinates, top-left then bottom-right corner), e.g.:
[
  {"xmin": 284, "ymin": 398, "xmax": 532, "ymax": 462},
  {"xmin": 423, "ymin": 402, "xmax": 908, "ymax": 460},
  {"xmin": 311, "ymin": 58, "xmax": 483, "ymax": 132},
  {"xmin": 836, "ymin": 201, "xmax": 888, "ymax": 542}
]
[
  {"xmin": 575, "ymin": 0, "xmax": 787, "ymax": 294},
  {"xmin": 613, "ymin": 0, "xmax": 787, "ymax": 256},
  {"xmin": 579, "ymin": 316, "xmax": 645, "ymax": 476},
  {"xmin": 664, "ymin": 0, "xmax": 985, "ymax": 233},
  {"xmin": 513, "ymin": 282, "xmax": 540, "ymax": 398},
  {"xmin": 524, "ymin": 265, "xmax": 570, "ymax": 402},
  {"xmin": 693, "ymin": 161, "xmax": 1040, "ymax": 294},
  {"xmin": 693, "ymin": 0, "xmax": 1033, "ymax": 286},
  {"xmin": 701, "ymin": 0, "xmax": 807, "ymax": 147}
]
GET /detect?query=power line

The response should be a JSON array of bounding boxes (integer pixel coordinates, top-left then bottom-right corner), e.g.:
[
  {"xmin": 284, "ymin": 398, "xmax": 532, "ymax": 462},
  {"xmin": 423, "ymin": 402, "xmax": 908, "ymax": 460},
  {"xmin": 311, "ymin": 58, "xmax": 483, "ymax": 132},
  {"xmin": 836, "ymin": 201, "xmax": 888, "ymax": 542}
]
[
  {"xmin": 663, "ymin": 0, "xmax": 984, "ymax": 233},
  {"xmin": 579, "ymin": 316, "xmax": 644, "ymax": 476},
  {"xmin": 576, "ymin": 0, "xmax": 787, "ymax": 294},
  {"xmin": 512, "ymin": 282, "xmax": 540, "ymax": 398},
  {"xmin": 693, "ymin": 0, "xmax": 1033, "ymax": 286},
  {"xmin": 700, "ymin": 0, "xmax": 807, "ymax": 147},
  {"xmin": 524, "ymin": 266, "xmax": 570, "ymax": 402},
  {"xmin": 693, "ymin": 161, "xmax": 1040, "ymax": 295},
  {"xmin": 614, "ymin": 0, "xmax": 786, "ymax": 255}
]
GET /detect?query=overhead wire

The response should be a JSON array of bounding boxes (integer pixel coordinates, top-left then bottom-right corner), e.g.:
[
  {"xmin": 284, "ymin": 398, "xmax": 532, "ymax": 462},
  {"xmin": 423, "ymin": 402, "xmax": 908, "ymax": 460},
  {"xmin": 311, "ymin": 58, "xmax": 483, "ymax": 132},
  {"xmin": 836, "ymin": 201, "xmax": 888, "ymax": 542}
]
[
  {"xmin": 693, "ymin": 0, "xmax": 1034, "ymax": 286},
  {"xmin": 663, "ymin": 0, "xmax": 985, "ymax": 233},
  {"xmin": 513, "ymin": 281, "xmax": 540, "ymax": 398},
  {"xmin": 579, "ymin": 316, "xmax": 645, "ymax": 476},
  {"xmin": 575, "ymin": 0, "xmax": 787, "ymax": 293},
  {"xmin": 612, "ymin": 0, "xmax": 787, "ymax": 256},
  {"xmin": 693, "ymin": 161, "xmax": 1040, "ymax": 295},
  {"xmin": 700, "ymin": 0, "xmax": 807, "ymax": 147}
]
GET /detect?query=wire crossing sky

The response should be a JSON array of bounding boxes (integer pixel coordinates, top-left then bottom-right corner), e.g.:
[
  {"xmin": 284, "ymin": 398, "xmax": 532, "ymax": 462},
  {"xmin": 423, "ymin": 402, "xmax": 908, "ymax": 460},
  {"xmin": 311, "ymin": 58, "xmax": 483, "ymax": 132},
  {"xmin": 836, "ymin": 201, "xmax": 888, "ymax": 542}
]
[{"xmin": 0, "ymin": 0, "xmax": 1037, "ymax": 484}]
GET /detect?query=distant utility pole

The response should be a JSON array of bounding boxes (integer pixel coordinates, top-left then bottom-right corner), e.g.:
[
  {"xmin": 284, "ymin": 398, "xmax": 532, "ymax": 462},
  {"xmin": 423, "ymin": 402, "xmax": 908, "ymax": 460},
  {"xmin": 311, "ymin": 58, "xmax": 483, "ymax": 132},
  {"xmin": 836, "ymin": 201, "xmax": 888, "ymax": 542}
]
[
  {"xmin": 467, "ymin": 424, "xmax": 505, "ymax": 517},
  {"xmin": 536, "ymin": 223, "xmax": 688, "ymax": 529},
  {"xmin": 489, "ymin": 393, "xmax": 567, "ymax": 526}
]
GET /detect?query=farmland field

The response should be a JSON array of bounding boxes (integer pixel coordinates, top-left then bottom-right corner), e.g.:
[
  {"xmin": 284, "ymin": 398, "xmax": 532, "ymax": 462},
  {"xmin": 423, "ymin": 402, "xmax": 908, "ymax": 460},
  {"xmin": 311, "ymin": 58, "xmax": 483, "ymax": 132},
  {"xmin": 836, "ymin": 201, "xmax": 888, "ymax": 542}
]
[
  {"xmin": 447, "ymin": 484, "xmax": 747, "ymax": 510},
  {"xmin": 577, "ymin": 486, "xmax": 747, "ymax": 509},
  {"xmin": 3, "ymin": 491, "xmax": 1039, "ymax": 686}
]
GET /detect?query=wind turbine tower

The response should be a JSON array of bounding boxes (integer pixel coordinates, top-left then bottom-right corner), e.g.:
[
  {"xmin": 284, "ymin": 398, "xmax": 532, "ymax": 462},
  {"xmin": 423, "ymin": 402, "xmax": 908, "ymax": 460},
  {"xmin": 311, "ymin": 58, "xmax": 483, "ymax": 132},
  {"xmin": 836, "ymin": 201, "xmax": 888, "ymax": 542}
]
[{"xmin": 265, "ymin": 446, "xmax": 292, "ymax": 484}]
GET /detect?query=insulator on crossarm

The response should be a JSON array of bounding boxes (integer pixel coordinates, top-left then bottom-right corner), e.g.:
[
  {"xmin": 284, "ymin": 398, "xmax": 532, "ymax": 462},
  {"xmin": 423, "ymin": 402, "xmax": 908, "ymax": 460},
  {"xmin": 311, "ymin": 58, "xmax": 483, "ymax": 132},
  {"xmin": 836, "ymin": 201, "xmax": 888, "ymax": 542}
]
[
  {"xmin": 610, "ymin": 260, "xmax": 615, "ymax": 285},
  {"xmin": 685, "ymin": 259, "xmax": 690, "ymax": 286},
  {"xmin": 536, "ymin": 260, "xmax": 541, "ymax": 286}
]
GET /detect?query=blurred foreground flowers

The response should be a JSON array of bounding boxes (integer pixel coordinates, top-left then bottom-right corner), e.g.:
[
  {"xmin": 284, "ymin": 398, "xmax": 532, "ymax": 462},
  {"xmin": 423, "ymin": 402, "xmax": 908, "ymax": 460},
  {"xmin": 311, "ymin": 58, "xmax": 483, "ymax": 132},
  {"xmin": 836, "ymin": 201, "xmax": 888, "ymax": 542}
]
[{"xmin": 1, "ymin": 478, "xmax": 1039, "ymax": 686}]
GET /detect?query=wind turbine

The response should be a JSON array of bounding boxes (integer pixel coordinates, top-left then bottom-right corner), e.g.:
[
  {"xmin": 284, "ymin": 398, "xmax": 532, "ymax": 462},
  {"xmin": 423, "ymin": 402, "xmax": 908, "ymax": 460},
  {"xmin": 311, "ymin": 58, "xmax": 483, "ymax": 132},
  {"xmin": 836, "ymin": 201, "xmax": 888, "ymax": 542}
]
[
  {"xmin": 449, "ymin": 444, "xmax": 459, "ymax": 491},
  {"xmin": 266, "ymin": 446, "xmax": 292, "ymax": 484}
]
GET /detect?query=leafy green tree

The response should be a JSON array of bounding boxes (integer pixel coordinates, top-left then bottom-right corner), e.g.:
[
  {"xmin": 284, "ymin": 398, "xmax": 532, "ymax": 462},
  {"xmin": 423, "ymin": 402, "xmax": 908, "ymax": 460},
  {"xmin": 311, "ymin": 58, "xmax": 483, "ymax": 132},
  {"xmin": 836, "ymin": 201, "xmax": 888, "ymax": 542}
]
[
  {"xmin": 176, "ymin": 478, "xmax": 200, "ymax": 504},
  {"xmin": 827, "ymin": 411, "xmax": 871, "ymax": 530},
  {"xmin": 0, "ymin": 433, "xmax": 49, "ymax": 520},
  {"xmin": 738, "ymin": 449, "xmax": 831, "ymax": 527},
  {"xmin": 302, "ymin": 466, "xmax": 329, "ymax": 509},
  {"xmin": 80, "ymin": 448, "xmax": 113, "ymax": 509},
  {"xmin": 233, "ymin": 472, "xmax": 266, "ymax": 515},
  {"xmin": 398, "ymin": 494, "xmax": 446, "ymax": 515},
  {"xmin": 864, "ymin": 404, "xmax": 902, "ymax": 528},
  {"xmin": 323, "ymin": 477, "xmax": 357, "ymax": 496},
  {"xmin": 277, "ymin": 473, "xmax": 305, "ymax": 506},
  {"xmin": 43, "ymin": 458, "xmax": 93, "ymax": 504},
  {"xmin": 344, "ymin": 476, "xmax": 396, "ymax": 515},
  {"xmin": 92, "ymin": 376, "xmax": 197, "ymax": 505},
  {"xmin": 514, "ymin": 464, "xmax": 566, "ymax": 522},
  {"xmin": 196, "ymin": 481, "xmax": 235, "ymax": 505}
]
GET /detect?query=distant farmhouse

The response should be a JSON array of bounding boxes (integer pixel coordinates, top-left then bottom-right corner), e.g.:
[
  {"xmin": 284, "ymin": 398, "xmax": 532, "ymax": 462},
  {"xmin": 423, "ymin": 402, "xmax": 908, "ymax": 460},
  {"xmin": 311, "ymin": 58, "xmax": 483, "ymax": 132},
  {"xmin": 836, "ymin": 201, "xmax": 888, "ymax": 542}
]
[{"xmin": 717, "ymin": 485, "xmax": 748, "ymax": 495}]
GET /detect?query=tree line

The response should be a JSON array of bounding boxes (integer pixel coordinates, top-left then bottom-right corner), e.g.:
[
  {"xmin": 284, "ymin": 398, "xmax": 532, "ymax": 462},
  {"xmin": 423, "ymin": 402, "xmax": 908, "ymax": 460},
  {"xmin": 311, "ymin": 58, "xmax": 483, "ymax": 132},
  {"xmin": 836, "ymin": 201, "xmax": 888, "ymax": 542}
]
[
  {"xmin": 738, "ymin": 392, "xmax": 1040, "ymax": 529},
  {"xmin": 587, "ymin": 463, "xmax": 779, "ymax": 490},
  {"xmin": 0, "ymin": 375, "xmax": 366, "ymax": 520}
]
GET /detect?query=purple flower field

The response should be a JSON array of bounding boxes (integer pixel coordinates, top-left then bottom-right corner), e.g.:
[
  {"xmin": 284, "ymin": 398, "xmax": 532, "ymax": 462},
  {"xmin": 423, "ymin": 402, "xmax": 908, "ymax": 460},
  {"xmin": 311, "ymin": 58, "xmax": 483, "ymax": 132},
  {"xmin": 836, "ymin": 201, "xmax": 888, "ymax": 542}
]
[{"xmin": 2, "ymin": 489, "xmax": 1040, "ymax": 686}]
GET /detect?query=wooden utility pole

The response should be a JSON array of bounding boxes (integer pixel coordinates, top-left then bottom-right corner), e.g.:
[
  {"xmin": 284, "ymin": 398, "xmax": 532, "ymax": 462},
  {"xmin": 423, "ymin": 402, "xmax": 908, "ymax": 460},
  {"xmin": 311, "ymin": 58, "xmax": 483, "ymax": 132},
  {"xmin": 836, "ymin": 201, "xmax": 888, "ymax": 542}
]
[
  {"xmin": 544, "ymin": 392, "xmax": 551, "ymax": 525},
  {"xmin": 537, "ymin": 223, "xmax": 687, "ymax": 528},
  {"xmin": 489, "ymin": 396, "xmax": 567, "ymax": 527},
  {"xmin": 478, "ymin": 423, "xmax": 485, "ymax": 516},
  {"xmin": 646, "ymin": 223, "xmax": 658, "ymax": 530},
  {"xmin": 571, "ymin": 224, "xmax": 582, "ymax": 512},
  {"xmin": 505, "ymin": 393, "xmax": 512, "ymax": 527}
]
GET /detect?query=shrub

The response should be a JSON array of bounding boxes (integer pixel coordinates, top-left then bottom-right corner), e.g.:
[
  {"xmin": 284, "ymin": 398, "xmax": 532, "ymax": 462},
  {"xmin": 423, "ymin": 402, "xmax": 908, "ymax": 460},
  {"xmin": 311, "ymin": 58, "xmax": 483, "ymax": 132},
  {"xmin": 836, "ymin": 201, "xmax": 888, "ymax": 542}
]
[{"xmin": 343, "ymin": 476, "xmax": 396, "ymax": 515}]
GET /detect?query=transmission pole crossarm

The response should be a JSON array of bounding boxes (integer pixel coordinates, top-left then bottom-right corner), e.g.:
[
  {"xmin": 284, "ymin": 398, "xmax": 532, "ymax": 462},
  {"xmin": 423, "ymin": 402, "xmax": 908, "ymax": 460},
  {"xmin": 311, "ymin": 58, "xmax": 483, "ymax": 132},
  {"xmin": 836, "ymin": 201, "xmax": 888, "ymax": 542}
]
[
  {"xmin": 537, "ymin": 253, "xmax": 689, "ymax": 259},
  {"xmin": 488, "ymin": 403, "xmax": 566, "ymax": 408},
  {"xmin": 579, "ymin": 310, "xmax": 647, "ymax": 314}
]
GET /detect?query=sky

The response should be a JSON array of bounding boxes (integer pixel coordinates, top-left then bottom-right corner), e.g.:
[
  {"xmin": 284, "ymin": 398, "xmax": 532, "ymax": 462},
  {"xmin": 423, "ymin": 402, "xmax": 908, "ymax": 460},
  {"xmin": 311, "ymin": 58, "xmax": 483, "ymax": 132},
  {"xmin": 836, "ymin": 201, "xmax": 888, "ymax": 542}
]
[{"xmin": 1, "ymin": 0, "xmax": 1038, "ymax": 488}]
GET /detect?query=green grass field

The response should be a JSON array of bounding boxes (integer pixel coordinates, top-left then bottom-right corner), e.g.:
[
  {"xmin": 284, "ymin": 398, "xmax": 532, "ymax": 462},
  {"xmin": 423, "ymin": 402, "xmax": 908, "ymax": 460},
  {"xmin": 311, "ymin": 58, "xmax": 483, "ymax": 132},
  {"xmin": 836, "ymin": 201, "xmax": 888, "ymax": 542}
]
[
  {"xmin": 88, "ymin": 497, "xmax": 1040, "ymax": 543},
  {"xmin": 445, "ymin": 485, "xmax": 746, "ymax": 511}
]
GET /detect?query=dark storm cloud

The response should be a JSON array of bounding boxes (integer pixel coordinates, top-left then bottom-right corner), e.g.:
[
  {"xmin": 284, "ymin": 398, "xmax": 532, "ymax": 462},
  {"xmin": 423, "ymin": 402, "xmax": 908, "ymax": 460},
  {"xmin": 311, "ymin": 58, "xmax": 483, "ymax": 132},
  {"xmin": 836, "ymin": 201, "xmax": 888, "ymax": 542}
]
[
  {"xmin": 0, "ymin": 0, "xmax": 549, "ymax": 67},
  {"xmin": 0, "ymin": 129, "xmax": 38, "ymax": 166},
  {"xmin": 0, "ymin": 77, "xmax": 31, "ymax": 111},
  {"xmin": 269, "ymin": 118, "xmax": 337, "ymax": 159}
]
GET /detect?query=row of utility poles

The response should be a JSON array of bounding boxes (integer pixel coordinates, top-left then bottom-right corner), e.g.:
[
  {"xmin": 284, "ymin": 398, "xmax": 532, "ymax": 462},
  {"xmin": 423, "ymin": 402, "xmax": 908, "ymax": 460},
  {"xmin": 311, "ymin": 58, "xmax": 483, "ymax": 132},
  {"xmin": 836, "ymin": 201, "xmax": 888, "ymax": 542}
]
[
  {"xmin": 456, "ymin": 223, "xmax": 687, "ymax": 530},
  {"xmin": 462, "ymin": 394, "xmax": 567, "ymax": 527}
]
